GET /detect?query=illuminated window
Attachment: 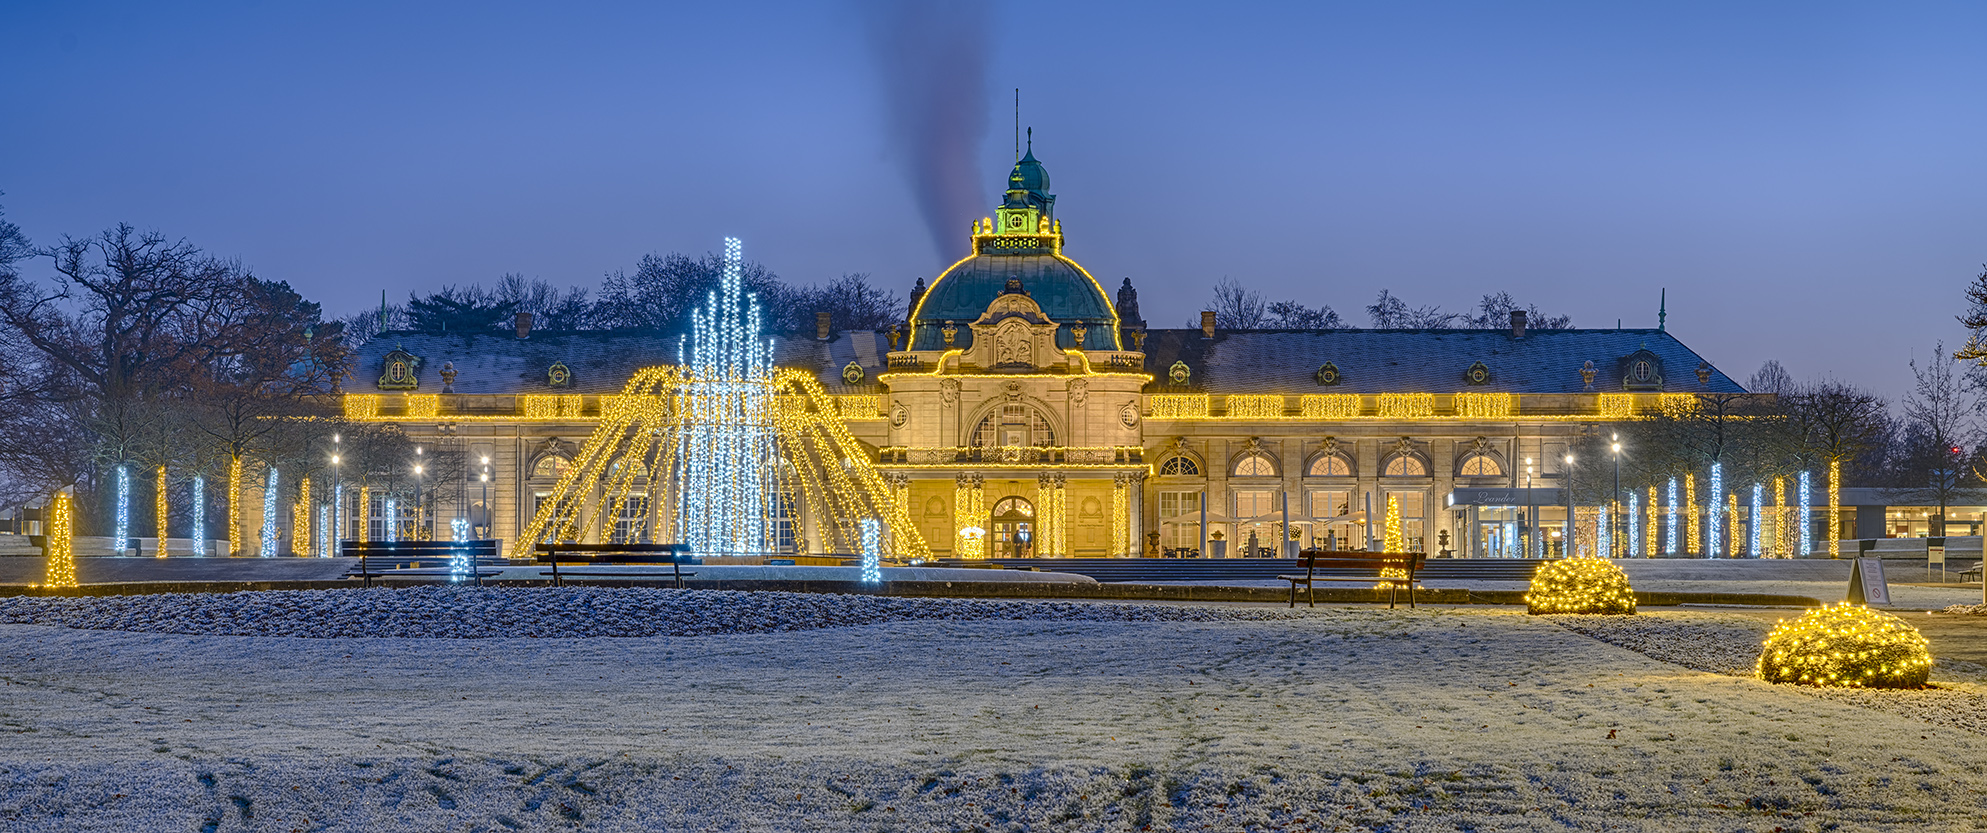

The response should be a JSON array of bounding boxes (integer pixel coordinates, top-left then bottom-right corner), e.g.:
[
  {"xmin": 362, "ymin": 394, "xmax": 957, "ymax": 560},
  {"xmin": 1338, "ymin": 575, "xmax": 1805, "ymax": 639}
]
[
  {"xmin": 972, "ymin": 404, "xmax": 1056, "ymax": 448},
  {"xmin": 1234, "ymin": 490, "xmax": 1278, "ymax": 519},
  {"xmin": 1459, "ymin": 453, "xmax": 1502, "ymax": 477},
  {"xmin": 1233, "ymin": 453, "xmax": 1277, "ymax": 477},
  {"xmin": 613, "ymin": 493, "xmax": 650, "ymax": 543},
  {"xmin": 609, "ymin": 456, "xmax": 647, "ymax": 479},
  {"xmin": 1388, "ymin": 491, "xmax": 1428, "ymax": 552},
  {"xmin": 1308, "ymin": 489, "xmax": 1352, "ymax": 518},
  {"xmin": 531, "ymin": 455, "xmax": 570, "ymax": 479},
  {"xmin": 1158, "ymin": 456, "xmax": 1200, "ymax": 476},
  {"xmin": 1383, "ymin": 455, "xmax": 1427, "ymax": 477},
  {"xmin": 1307, "ymin": 453, "xmax": 1353, "ymax": 477},
  {"xmin": 1158, "ymin": 491, "xmax": 1203, "ymax": 553}
]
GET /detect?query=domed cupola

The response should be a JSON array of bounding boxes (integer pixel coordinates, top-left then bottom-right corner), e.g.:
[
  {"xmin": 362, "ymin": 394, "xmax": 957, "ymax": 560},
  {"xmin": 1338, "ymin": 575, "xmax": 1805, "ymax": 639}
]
[{"xmin": 907, "ymin": 138, "xmax": 1118, "ymax": 353}]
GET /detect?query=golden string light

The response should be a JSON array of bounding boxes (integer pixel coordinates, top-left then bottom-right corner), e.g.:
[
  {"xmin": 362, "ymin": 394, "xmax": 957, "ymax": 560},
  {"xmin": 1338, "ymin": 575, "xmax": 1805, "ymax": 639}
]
[
  {"xmin": 1772, "ymin": 477, "xmax": 1787, "ymax": 558},
  {"xmin": 357, "ymin": 485, "xmax": 370, "ymax": 544},
  {"xmin": 292, "ymin": 478, "xmax": 311, "ymax": 556},
  {"xmin": 1756, "ymin": 603, "xmax": 1931, "ymax": 688},
  {"xmin": 1525, "ymin": 557, "xmax": 1637, "ymax": 615},
  {"xmin": 44, "ymin": 490, "xmax": 77, "ymax": 588},
  {"xmin": 1148, "ymin": 394, "xmax": 1210, "ymax": 419},
  {"xmin": 228, "ymin": 456, "xmax": 243, "ymax": 556},
  {"xmin": 1455, "ymin": 392, "xmax": 1513, "ymax": 418},
  {"xmin": 1299, "ymin": 394, "xmax": 1361, "ymax": 419},
  {"xmin": 1111, "ymin": 476, "xmax": 1130, "ymax": 556},
  {"xmin": 406, "ymin": 394, "xmax": 440, "ymax": 418},
  {"xmin": 1645, "ymin": 485, "xmax": 1658, "ymax": 558},
  {"xmin": 1598, "ymin": 393, "xmax": 1636, "ymax": 419},
  {"xmin": 1224, "ymin": 395, "xmax": 1284, "ymax": 419},
  {"xmin": 1828, "ymin": 459, "xmax": 1842, "ymax": 559},
  {"xmin": 155, "ymin": 465, "xmax": 168, "ymax": 558},
  {"xmin": 1377, "ymin": 393, "xmax": 1435, "ymax": 419},
  {"xmin": 1685, "ymin": 473, "xmax": 1699, "ymax": 554}
]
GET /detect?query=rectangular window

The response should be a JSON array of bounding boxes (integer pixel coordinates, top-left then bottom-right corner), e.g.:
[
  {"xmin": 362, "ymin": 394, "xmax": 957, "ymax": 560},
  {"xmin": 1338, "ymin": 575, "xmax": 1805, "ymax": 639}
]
[
  {"xmin": 613, "ymin": 493, "xmax": 650, "ymax": 544},
  {"xmin": 1308, "ymin": 490, "xmax": 1352, "ymax": 519},
  {"xmin": 1234, "ymin": 490, "xmax": 1278, "ymax": 520},
  {"xmin": 1158, "ymin": 490, "xmax": 1202, "ymax": 554}
]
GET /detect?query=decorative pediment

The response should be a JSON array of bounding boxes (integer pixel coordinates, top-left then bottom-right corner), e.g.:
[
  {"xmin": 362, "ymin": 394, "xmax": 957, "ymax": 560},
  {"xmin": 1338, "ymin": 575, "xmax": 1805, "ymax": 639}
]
[
  {"xmin": 377, "ymin": 347, "xmax": 420, "ymax": 390},
  {"xmin": 962, "ymin": 286, "xmax": 1063, "ymax": 372}
]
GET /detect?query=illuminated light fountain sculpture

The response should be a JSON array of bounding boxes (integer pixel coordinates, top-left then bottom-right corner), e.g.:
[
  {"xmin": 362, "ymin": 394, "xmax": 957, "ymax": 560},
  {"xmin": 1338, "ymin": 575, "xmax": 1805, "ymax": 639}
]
[{"xmin": 513, "ymin": 238, "xmax": 927, "ymax": 562}]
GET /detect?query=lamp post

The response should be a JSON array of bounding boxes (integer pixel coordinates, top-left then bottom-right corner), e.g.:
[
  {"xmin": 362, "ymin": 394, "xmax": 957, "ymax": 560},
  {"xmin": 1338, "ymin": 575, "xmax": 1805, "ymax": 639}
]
[
  {"xmin": 412, "ymin": 451, "xmax": 424, "ymax": 543},
  {"xmin": 1563, "ymin": 454, "xmax": 1575, "ymax": 557},
  {"xmin": 1610, "ymin": 434, "xmax": 1622, "ymax": 558},
  {"xmin": 1525, "ymin": 457, "xmax": 1535, "ymax": 559},
  {"xmin": 330, "ymin": 432, "xmax": 342, "ymax": 556},
  {"xmin": 479, "ymin": 455, "xmax": 491, "ymax": 540}
]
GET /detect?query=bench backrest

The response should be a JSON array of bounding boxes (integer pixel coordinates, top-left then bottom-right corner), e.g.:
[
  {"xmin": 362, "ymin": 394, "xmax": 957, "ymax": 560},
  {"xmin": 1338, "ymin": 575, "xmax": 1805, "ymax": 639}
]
[
  {"xmin": 1295, "ymin": 550, "xmax": 1425, "ymax": 573},
  {"xmin": 535, "ymin": 543, "xmax": 690, "ymax": 554},
  {"xmin": 341, "ymin": 540, "xmax": 498, "ymax": 557}
]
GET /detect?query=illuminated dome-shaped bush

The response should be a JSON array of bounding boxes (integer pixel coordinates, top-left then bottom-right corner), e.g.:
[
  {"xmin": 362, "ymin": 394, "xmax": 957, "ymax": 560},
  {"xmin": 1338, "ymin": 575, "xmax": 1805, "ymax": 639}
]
[
  {"xmin": 1756, "ymin": 603, "xmax": 1933, "ymax": 689},
  {"xmin": 1525, "ymin": 557, "xmax": 1636, "ymax": 615}
]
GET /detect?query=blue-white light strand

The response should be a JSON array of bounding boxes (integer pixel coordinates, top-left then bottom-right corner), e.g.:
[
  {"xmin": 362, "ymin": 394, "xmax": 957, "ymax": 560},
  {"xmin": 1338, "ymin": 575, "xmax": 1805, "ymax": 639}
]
[
  {"xmin": 677, "ymin": 236, "xmax": 776, "ymax": 557},
  {"xmin": 384, "ymin": 497, "xmax": 396, "ymax": 543},
  {"xmin": 1706, "ymin": 462, "xmax": 1723, "ymax": 558},
  {"xmin": 260, "ymin": 468, "xmax": 279, "ymax": 557},
  {"xmin": 1627, "ymin": 492, "xmax": 1640, "ymax": 558},
  {"xmin": 1665, "ymin": 477, "xmax": 1678, "ymax": 555},
  {"xmin": 1749, "ymin": 482, "xmax": 1762, "ymax": 558},
  {"xmin": 860, "ymin": 518, "xmax": 881, "ymax": 584},
  {"xmin": 1596, "ymin": 505, "xmax": 1610, "ymax": 559},
  {"xmin": 1798, "ymin": 470, "xmax": 1812, "ymax": 556},
  {"xmin": 450, "ymin": 517, "xmax": 470, "ymax": 581},
  {"xmin": 191, "ymin": 475, "xmax": 206, "ymax": 556},
  {"xmin": 332, "ymin": 483, "xmax": 344, "ymax": 552},
  {"xmin": 317, "ymin": 504, "xmax": 329, "ymax": 558},
  {"xmin": 113, "ymin": 464, "xmax": 129, "ymax": 552}
]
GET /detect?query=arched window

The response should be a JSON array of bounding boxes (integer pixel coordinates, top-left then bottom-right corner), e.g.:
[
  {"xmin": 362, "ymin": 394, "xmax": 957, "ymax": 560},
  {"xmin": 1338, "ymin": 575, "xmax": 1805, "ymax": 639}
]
[
  {"xmin": 1158, "ymin": 456, "xmax": 1201, "ymax": 476},
  {"xmin": 1458, "ymin": 453, "xmax": 1502, "ymax": 477},
  {"xmin": 609, "ymin": 456, "xmax": 648, "ymax": 479},
  {"xmin": 1233, "ymin": 453, "xmax": 1277, "ymax": 477},
  {"xmin": 1307, "ymin": 454, "xmax": 1353, "ymax": 477},
  {"xmin": 972, "ymin": 404, "xmax": 1056, "ymax": 448},
  {"xmin": 531, "ymin": 455, "xmax": 570, "ymax": 479},
  {"xmin": 1383, "ymin": 455, "xmax": 1428, "ymax": 477}
]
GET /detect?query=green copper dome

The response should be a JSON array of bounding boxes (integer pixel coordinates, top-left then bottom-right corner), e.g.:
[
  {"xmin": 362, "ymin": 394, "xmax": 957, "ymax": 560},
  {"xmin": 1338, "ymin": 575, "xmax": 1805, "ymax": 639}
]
[{"xmin": 908, "ymin": 149, "xmax": 1119, "ymax": 352}]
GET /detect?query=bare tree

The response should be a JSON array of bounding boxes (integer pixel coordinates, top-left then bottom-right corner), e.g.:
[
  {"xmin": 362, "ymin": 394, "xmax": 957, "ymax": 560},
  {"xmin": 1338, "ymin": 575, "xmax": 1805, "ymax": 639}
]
[
  {"xmin": 1365, "ymin": 290, "xmax": 1460, "ymax": 329},
  {"xmin": 1746, "ymin": 360, "xmax": 1795, "ymax": 395},
  {"xmin": 1194, "ymin": 277, "xmax": 1267, "ymax": 329},
  {"xmin": 1786, "ymin": 379, "xmax": 1891, "ymax": 551},
  {"xmin": 1898, "ymin": 343, "xmax": 1977, "ymax": 536},
  {"xmin": 1265, "ymin": 300, "xmax": 1342, "ymax": 329},
  {"xmin": 1461, "ymin": 292, "xmax": 1573, "ymax": 329}
]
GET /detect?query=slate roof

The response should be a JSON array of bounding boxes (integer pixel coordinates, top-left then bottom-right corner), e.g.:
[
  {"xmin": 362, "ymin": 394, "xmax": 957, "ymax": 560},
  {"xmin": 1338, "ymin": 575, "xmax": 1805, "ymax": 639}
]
[
  {"xmin": 352, "ymin": 326, "xmax": 1742, "ymax": 398},
  {"xmin": 1137, "ymin": 328, "xmax": 1745, "ymax": 395},
  {"xmin": 351, "ymin": 329, "xmax": 893, "ymax": 396}
]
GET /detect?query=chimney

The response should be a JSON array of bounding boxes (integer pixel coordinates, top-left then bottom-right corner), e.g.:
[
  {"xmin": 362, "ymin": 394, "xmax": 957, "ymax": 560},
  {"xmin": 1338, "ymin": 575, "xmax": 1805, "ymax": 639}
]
[
  {"xmin": 816, "ymin": 311, "xmax": 832, "ymax": 341},
  {"xmin": 1509, "ymin": 309, "xmax": 1527, "ymax": 339},
  {"xmin": 514, "ymin": 311, "xmax": 533, "ymax": 339},
  {"xmin": 1200, "ymin": 310, "xmax": 1216, "ymax": 339}
]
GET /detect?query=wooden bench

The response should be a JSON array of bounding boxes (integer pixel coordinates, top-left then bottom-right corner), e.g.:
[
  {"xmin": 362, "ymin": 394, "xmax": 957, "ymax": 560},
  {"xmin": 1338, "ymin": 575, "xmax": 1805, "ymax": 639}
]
[
  {"xmin": 1278, "ymin": 550, "xmax": 1426, "ymax": 609},
  {"xmin": 535, "ymin": 543, "xmax": 696, "ymax": 589},
  {"xmin": 341, "ymin": 540, "xmax": 504, "ymax": 588}
]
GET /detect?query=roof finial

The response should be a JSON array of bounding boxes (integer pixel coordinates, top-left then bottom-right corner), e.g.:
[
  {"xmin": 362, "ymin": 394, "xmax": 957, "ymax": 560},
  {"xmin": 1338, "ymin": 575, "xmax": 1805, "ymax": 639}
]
[
  {"xmin": 1026, "ymin": 126, "xmax": 1032, "ymax": 155},
  {"xmin": 1014, "ymin": 88, "xmax": 1020, "ymax": 163},
  {"xmin": 1657, "ymin": 288, "xmax": 1667, "ymax": 332}
]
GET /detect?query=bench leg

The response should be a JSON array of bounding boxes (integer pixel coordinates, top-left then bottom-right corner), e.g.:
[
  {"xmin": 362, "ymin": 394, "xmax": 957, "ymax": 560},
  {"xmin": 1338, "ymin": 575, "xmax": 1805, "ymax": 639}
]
[
  {"xmin": 1288, "ymin": 581, "xmax": 1296, "ymax": 608},
  {"xmin": 1307, "ymin": 581, "xmax": 1315, "ymax": 608},
  {"xmin": 1408, "ymin": 580, "xmax": 1417, "ymax": 610}
]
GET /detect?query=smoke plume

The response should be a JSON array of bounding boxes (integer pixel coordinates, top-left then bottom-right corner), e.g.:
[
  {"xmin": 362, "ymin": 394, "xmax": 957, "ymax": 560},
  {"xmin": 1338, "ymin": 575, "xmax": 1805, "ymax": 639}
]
[{"xmin": 866, "ymin": 0, "xmax": 990, "ymax": 263}]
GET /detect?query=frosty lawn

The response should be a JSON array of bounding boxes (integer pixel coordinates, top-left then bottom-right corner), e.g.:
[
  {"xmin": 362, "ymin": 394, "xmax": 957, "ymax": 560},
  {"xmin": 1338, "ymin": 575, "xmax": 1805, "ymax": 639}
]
[{"xmin": 3, "ymin": 592, "xmax": 1986, "ymax": 831}]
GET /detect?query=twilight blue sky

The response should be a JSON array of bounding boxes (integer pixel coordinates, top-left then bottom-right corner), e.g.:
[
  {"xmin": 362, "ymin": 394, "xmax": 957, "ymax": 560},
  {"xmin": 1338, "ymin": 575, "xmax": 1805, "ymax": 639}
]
[{"xmin": 2, "ymin": 1, "xmax": 1983, "ymax": 401}]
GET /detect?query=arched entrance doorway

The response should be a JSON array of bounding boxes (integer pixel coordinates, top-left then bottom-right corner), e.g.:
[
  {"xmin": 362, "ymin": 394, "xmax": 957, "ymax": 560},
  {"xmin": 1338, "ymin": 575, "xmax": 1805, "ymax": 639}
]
[{"xmin": 991, "ymin": 496, "xmax": 1035, "ymax": 559}]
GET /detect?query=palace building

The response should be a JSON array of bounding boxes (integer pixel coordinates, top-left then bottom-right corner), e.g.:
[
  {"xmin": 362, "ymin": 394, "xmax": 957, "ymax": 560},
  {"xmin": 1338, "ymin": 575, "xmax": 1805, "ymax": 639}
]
[{"xmin": 346, "ymin": 148, "xmax": 1744, "ymax": 559}]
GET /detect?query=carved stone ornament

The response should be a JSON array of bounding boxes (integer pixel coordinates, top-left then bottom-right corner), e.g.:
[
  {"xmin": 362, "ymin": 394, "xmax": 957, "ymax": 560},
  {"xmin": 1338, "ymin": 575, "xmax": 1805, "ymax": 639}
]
[
  {"xmin": 1119, "ymin": 401, "xmax": 1140, "ymax": 428},
  {"xmin": 994, "ymin": 322, "xmax": 1032, "ymax": 367},
  {"xmin": 1003, "ymin": 380, "xmax": 1024, "ymax": 401},
  {"xmin": 887, "ymin": 323, "xmax": 902, "ymax": 351},
  {"xmin": 841, "ymin": 361, "xmax": 866, "ymax": 386},
  {"xmin": 547, "ymin": 361, "xmax": 572, "ymax": 388},
  {"xmin": 1580, "ymin": 360, "xmax": 1596, "ymax": 391},
  {"xmin": 1393, "ymin": 436, "xmax": 1416, "ymax": 455},
  {"xmin": 1696, "ymin": 361, "xmax": 1713, "ymax": 386},
  {"xmin": 1069, "ymin": 378, "xmax": 1088, "ymax": 406},
  {"xmin": 1070, "ymin": 324, "xmax": 1088, "ymax": 346},
  {"xmin": 1315, "ymin": 362, "xmax": 1342, "ymax": 386},
  {"xmin": 1463, "ymin": 361, "xmax": 1491, "ymax": 386},
  {"xmin": 1472, "ymin": 436, "xmax": 1490, "ymax": 453},
  {"xmin": 1243, "ymin": 436, "xmax": 1263, "ymax": 454},
  {"xmin": 439, "ymin": 361, "xmax": 458, "ymax": 393},
  {"xmin": 377, "ymin": 347, "xmax": 420, "ymax": 390},
  {"xmin": 1168, "ymin": 360, "xmax": 1191, "ymax": 385},
  {"xmin": 940, "ymin": 378, "xmax": 960, "ymax": 406},
  {"xmin": 941, "ymin": 321, "xmax": 958, "ymax": 347},
  {"xmin": 1319, "ymin": 436, "xmax": 1338, "ymax": 456},
  {"xmin": 890, "ymin": 401, "xmax": 909, "ymax": 428}
]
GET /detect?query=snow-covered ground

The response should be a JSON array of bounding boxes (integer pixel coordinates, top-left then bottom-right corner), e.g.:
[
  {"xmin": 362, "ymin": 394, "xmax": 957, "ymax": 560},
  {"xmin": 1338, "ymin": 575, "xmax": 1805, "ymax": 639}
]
[{"xmin": 3, "ymin": 590, "xmax": 1987, "ymax": 831}]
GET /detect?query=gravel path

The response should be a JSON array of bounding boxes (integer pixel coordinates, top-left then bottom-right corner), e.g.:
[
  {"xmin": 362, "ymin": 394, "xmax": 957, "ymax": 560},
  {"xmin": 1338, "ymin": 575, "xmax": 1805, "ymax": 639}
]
[
  {"xmin": 0, "ymin": 586, "xmax": 1304, "ymax": 639},
  {"xmin": 1548, "ymin": 610, "xmax": 1987, "ymax": 738}
]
